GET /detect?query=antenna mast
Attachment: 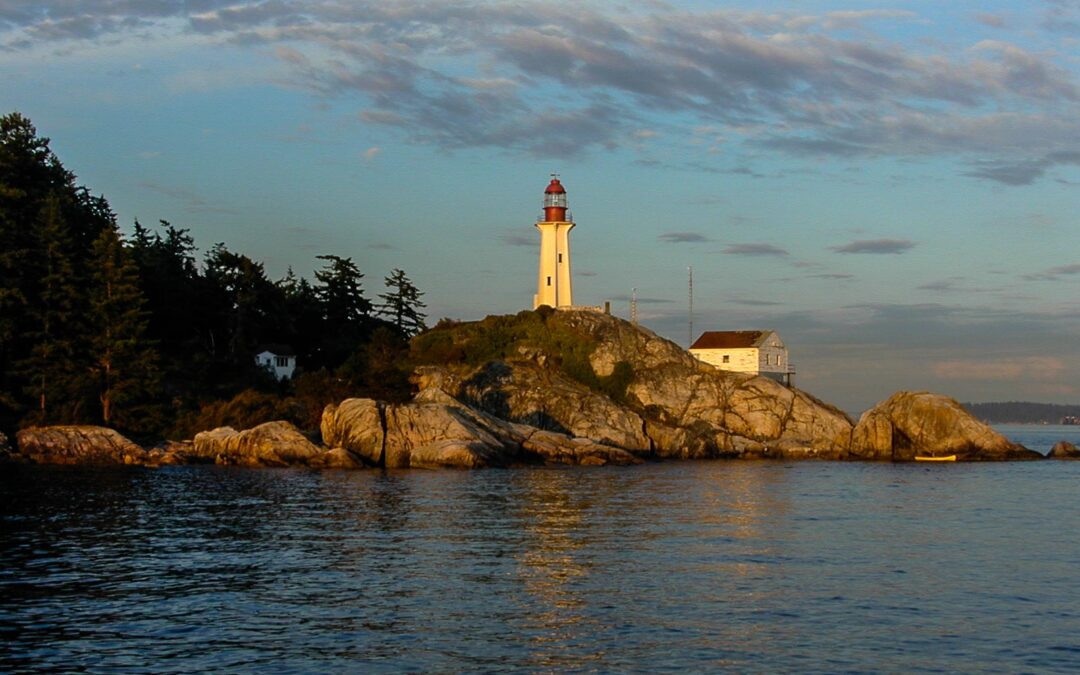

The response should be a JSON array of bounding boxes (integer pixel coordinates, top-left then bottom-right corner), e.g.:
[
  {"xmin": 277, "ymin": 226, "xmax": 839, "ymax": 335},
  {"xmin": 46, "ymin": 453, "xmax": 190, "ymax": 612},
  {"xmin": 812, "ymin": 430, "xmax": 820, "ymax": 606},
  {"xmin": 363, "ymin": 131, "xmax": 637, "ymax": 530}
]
[{"xmin": 688, "ymin": 265, "xmax": 694, "ymax": 347}]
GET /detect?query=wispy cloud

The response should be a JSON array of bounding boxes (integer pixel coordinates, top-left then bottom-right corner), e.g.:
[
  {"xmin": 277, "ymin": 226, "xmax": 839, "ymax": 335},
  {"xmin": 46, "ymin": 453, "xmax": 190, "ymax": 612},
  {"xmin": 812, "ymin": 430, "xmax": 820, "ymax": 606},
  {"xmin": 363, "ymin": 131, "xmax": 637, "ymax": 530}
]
[
  {"xmin": 918, "ymin": 279, "xmax": 961, "ymax": 291},
  {"xmin": 810, "ymin": 272, "xmax": 855, "ymax": 281},
  {"xmin": 1023, "ymin": 263, "xmax": 1080, "ymax": 281},
  {"xmin": 660, "ymin": 231, "xmax": 710, "ymax": 243},
  {"xmin": 932, "ymin": 357, "xmax": 1066, "ymax": 380},
  {"xmin": 722, "ymin": 243, "xmax": 788, "ymax": 256},
  {"xmin": 608, "ymin": 293, "xmax": 673, "ymax": 304},
  {"xmin": 6, "ymin": 2, "xmax": 1080, "ymax": 180},
  {"xmin": 499, "ymin": 230, "xmax": 535, "ymax": 247},
  {"xmin": 831, "ymin": 239, "xmax": 916, "ymax": 255},
  {"xmin": 138, "ymin": 181, "xmax": 237, "ymax": 215}
]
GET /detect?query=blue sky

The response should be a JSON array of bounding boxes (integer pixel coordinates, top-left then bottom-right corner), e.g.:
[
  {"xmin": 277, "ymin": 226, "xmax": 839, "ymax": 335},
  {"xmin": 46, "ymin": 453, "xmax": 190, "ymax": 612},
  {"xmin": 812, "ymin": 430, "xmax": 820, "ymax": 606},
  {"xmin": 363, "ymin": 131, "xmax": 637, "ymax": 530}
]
[{"xmin": 3, "ymin": 0, "xmax": 1079, "ymax": 412}]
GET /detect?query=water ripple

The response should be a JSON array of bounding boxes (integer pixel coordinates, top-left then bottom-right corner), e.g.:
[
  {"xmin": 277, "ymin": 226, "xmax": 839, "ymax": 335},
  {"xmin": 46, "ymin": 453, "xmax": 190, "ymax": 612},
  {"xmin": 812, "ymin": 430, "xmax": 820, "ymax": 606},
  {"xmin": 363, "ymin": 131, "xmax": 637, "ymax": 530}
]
[{"xmin": 3, "ymin": 460, "xmax": 1080, "ymax": 672}]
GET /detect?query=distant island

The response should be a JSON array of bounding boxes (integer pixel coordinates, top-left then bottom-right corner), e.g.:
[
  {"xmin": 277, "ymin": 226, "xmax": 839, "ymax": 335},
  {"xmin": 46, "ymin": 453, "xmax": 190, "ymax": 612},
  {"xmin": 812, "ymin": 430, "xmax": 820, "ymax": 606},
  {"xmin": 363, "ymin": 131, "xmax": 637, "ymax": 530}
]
[{"xmin": 962, "ymin": 402, "xmax": 1080, "ymax": 425}]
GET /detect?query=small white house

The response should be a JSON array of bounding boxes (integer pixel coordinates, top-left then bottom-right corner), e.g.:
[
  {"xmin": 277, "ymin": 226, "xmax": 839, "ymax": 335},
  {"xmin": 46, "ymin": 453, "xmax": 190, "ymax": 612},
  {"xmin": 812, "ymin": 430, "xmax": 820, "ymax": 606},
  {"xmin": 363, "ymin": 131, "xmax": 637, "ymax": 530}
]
[
  {"xmin": 689, "ymin": 330, "xmax": 794, "ymax": 385},
  {"xmin": 255, "ymin": 344, "xmax": 296, "ymax": 380}
]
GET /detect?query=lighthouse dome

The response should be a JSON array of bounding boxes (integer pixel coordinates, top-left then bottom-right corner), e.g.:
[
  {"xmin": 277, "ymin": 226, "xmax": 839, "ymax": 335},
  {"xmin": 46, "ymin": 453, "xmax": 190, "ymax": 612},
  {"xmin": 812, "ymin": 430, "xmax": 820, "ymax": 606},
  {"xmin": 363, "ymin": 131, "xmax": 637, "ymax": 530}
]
[{"xmin": 545, "ymin": 178, "xmax": 565, "ymax": 194}]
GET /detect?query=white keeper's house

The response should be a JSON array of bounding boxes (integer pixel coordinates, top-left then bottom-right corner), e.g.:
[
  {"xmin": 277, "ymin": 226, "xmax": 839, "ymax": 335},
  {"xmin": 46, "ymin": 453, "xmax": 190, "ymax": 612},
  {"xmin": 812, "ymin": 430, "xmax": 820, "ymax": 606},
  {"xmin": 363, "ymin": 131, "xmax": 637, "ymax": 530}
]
[
  {"xmin": 255, "ymin": 344, "xmax": 297, "ymax": 380},
  {"xmin": 689, "ymin": 330, "xmax": 794, "ymax": 386}
]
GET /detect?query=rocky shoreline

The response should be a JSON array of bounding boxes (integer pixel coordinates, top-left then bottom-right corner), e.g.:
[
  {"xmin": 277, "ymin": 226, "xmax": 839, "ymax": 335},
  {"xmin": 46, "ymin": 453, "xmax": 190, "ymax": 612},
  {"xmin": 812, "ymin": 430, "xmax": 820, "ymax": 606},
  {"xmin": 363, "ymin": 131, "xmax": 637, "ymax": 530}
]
[{"xmin": 2, "ymin": 309, "xmax": 1063, "ymax": 468}]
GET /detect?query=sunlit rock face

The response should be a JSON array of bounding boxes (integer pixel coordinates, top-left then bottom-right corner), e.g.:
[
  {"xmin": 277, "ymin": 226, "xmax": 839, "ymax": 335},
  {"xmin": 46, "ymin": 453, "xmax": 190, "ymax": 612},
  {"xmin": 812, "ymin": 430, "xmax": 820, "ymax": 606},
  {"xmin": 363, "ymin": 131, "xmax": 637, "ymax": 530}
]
[
  {"xmin": 416, "ymin": 309, "xmax": 854, "ymax": 460},
  {"xmin": 192, "ymin": 421, "xmax": 323, "ymax": 467},
  {"xmin": 1048, "ymin": 440, "xmax": 1080, "ymax": 459},
  {"xmin": 15, "ymin": 425, "xmax": 148, "ymax": 465},
  {"xmin": 850, "ymin": 392, "xmax": 1041, "ymax": 461},
  {"xmin": 320, "ymin": 389, "xmax": 639, "ymax": 469}
]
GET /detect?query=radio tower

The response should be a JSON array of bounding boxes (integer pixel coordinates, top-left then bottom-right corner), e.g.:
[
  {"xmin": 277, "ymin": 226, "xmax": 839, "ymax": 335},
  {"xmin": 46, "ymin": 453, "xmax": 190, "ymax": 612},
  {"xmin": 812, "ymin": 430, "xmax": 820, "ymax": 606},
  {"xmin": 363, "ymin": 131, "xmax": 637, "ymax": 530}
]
[
  {"xmin": 631, "ymin": 287, "xmax": 638, "ymax": 325},
  {"xmin": 688, "ymin": 265, "xmax": 694, "ymax": 347}
]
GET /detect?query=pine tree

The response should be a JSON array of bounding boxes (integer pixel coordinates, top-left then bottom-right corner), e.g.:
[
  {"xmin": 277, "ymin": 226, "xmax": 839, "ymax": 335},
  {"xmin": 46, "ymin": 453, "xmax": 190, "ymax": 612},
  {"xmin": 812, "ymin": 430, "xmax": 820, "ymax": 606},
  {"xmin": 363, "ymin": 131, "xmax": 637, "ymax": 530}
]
[
  {"xmin": 313, "ymin": 255, "xmax": 374, "ymax": 367},
  {"xmin": 19, "ymin": 193, "xmax": 85, "ymax": 423},
  {"xmin": 314, "ymin": 255, "xmax": 372, "ymax": 324},
  {"xmin": 377, "ymin": 268, "xmax": 427, "ymax": 337},
  {"xmin": 87, "ymin": 223, "xmax": 160, "ymax": 430}
]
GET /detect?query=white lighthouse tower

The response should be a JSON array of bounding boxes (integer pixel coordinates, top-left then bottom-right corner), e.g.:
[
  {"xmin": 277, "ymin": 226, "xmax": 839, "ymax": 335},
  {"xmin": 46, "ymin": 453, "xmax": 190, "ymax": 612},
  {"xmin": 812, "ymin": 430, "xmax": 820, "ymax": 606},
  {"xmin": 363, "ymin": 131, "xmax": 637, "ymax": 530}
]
[{"xmin": 533, "ymin": 175, "xmax": 575, "ymax": 309}]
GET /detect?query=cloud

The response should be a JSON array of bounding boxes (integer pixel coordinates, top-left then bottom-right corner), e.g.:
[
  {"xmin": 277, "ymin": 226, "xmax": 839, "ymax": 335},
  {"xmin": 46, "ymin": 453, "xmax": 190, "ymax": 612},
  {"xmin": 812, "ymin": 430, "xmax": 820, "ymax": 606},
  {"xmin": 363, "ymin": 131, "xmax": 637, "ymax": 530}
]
[
  {"xmin": 138, "ymin": 181, "xmax": 237, "ymax": 215},
  {"xmin": 659, "ymin": 231, "xmax": 710, "ymax": 243},
  {"xmin": 499, "ymin": 230, "xmax": 535, "ymax": 247},
  {"xmin": 6, "ymin": 3, "xmax": 1080, "ymax": 177},
  {"xmin": 918, "ymin": 279, "xmax": 960, "ymax": 291},
  {"xmin": 810, "ymin": 272, "xmax": 855, "ymax": 280},
  {"xmin": 722, "ymin": 243, "xmax": 788, "ymax": 256},
  {"xmin": 974, "ymin": 13, "xmax": 1007, "ymax": 28},
  {"xmin": 363, "ymin": 146, "xmax": 381, "ymax": 160},
  {"xmin": 608, "ymin": 293, "xmax": 673, "ymax": 304},
  {"xmin": 964, "ymin": 151, "xmax": 1080, "ymax": 185},
  {"xmin": 831, "ymin": 239, "xmax": 916, "ymax": 255},
  {"xmin": 932, "ymin": 357, "xmax": 1066, "ymax": 381},
  {"xmin": 1023, "ymin": 263, "xmax": 1080, "ymax": 281}
]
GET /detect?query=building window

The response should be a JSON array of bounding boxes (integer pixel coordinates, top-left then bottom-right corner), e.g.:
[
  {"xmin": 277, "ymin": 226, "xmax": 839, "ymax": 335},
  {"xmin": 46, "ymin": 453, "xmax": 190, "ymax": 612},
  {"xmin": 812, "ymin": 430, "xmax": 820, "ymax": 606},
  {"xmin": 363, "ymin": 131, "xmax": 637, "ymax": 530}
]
[
  {"xmin": 547, "ymin": 276, "xmax": 552, "ymax": 286},
  {"xmin": 558, "ymin": 253, "xmax": 563, "ymax": 263},
  {"xmin": 722, "ymin": 355, "xmax": 730, "ymax": 363},
  {"xmin": 275, "ymin": 356, "xmax": 289, "ymax": 367}
]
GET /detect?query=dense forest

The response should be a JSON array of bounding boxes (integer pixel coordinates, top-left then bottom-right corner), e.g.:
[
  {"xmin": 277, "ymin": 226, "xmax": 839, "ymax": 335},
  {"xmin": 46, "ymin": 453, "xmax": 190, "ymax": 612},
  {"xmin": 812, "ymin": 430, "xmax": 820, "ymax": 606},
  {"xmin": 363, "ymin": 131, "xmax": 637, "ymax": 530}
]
[
  {"xmin": 0, "ymin": 113, "xmax": 427, "ymax": 441},
  {"xmin": 962, "ymin": 402, "xmax": 1080, "ymax": 425}
]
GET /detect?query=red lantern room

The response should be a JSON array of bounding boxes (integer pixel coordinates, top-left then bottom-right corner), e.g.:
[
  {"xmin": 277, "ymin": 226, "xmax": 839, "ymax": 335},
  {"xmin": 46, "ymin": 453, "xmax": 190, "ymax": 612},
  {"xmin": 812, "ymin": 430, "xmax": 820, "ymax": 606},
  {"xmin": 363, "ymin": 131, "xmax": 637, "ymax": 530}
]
[{"xmin": 543, "ymin": 176, "xmax": 568, "ymax": 222}]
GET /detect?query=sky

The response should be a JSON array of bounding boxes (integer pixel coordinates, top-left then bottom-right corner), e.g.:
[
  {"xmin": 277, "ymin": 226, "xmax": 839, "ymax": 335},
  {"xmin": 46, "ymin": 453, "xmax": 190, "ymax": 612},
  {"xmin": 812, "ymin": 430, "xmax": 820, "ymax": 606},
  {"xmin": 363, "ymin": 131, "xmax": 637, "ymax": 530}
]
[{"xmin": 2, "ymin": 0, "xmax": 1079, "ymax": 413}]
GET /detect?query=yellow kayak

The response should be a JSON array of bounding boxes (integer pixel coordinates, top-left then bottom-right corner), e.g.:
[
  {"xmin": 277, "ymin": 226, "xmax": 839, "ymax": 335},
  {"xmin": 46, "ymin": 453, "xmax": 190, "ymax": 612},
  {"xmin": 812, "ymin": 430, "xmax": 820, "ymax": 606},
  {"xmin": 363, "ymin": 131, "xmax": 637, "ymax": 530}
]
[{"xmin": 915, "ymin": 454, "xmax": 957, "ymax": 462}]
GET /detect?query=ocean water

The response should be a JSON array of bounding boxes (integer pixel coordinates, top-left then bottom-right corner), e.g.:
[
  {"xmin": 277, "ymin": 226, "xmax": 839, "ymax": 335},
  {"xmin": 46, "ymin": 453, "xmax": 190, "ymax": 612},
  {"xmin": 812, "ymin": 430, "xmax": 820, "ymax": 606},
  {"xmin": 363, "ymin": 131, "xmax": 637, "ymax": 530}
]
[{"xmin": 2, "ymin": 426, "xmax": 1080, "ymax": 673}]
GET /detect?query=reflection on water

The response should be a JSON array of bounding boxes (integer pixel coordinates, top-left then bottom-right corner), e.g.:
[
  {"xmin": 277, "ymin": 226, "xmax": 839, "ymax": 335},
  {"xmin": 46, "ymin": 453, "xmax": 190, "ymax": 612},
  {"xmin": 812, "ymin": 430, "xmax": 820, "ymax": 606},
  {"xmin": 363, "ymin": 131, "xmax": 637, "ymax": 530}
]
[{"xmin": 3, "ymin": 460, "xmax": 1080, "ymax": 672}]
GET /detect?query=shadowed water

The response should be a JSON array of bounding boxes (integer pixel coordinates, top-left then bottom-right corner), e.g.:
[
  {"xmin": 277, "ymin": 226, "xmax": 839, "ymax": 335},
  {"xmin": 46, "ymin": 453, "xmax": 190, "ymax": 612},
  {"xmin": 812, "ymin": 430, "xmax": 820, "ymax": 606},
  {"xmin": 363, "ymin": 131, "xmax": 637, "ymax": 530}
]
[{"xmin": 3, "ymin": 433, "xmax": 1080, "ymax": 672}]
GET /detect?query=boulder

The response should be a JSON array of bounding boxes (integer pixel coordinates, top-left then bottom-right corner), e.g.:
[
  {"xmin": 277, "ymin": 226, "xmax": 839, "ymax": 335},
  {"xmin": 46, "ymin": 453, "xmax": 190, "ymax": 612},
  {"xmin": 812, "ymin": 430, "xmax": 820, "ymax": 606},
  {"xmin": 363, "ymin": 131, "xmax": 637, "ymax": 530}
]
[
  {"xmin": 519, "ymin": 427, "xmax": 642, "ymax": 466},
  {"xmin": 0, "ymin": 430, "xmax": 13, "ymax": 462},
  {"xmin": 15, "ymin": 425, "xmax": 149, "ymax": 465},
  {"xmin": 313, "ymin": 447, "xmax": 367, "ymax": 469},
  {"xmin": 321, "ymin": 398, "xmax": 385, "ymax": 466},
  {"xmin": 321, "ymin": 388, "xmax": 646, "ymax": 468},
  {"xmin": 427, "ymin": 361, "xmax": 652, "ymax": 451},
  {"xmin": 192, "ymin": 421, "xmax": 324, "ymax": 467},
  {"xmin": 850, "ymin": 392, "xmax": 1040, "ymax": 461},
  {"xmin": 1048, "ymin": 440, "xmax": 1080, "ymax": 459}
]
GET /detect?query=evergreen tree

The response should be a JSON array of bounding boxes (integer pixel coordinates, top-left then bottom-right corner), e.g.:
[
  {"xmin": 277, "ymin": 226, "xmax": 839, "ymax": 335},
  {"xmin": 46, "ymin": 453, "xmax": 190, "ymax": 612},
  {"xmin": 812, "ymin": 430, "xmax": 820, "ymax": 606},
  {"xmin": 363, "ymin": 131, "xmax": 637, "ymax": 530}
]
[
  {"xmin": 204, "ymin": 243, "xmax": 286, "ymax": 361},
  {"xmin": 19, "ymin": 194, "xmax": 85, "ymax": 423},
  {"xmin": 313, "ymin": 255, "xmax": 375, "ymax": 367},
  {"xmin": 314, "ymin": 255, "xmax": 372, "ymax": 325},
  {"xmin": 277, "ymin": 267, "xmax": 322, "ymax": 369},
  {"xmin": 377, "ymin": 268, "xmax": 427, "ymax": 337},
  {"xmin": 87, "ymin": 223, "xmax": 160, "ymax": 431}
]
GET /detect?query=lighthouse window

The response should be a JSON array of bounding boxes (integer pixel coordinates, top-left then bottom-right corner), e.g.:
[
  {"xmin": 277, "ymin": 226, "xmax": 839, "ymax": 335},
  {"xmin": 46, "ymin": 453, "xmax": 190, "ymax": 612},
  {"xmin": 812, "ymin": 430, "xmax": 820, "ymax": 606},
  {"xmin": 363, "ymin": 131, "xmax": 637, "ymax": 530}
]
[
  {"xmin": 547, "ymin": 276, "xmax": 552, "ymax": 286},
  {"xmin": 558, "ymin": 254, "xmax": 563, "ymax": 263}
]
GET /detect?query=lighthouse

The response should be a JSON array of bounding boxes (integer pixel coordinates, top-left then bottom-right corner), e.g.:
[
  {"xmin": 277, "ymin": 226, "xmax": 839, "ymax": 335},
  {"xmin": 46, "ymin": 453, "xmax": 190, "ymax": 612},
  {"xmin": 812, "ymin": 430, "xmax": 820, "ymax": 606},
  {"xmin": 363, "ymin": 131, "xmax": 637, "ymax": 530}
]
[{"xmin": 533, "ymin": 175, "xmax": 575, "ymax": 309}]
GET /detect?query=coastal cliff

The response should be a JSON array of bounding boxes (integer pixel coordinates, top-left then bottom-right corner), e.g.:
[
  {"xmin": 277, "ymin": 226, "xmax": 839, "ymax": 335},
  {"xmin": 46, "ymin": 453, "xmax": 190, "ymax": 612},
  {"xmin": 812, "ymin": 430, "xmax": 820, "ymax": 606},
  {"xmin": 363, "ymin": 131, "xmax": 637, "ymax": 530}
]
[{"xmin": 7, "ymin": 309, "xmax": 1041, "ymax": 467}]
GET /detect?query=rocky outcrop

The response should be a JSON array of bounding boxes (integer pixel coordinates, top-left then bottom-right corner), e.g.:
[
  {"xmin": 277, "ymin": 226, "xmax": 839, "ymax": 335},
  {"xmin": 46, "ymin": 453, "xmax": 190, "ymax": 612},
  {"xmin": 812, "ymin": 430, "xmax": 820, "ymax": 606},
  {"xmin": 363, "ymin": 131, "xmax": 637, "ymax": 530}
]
[
  {"xmin": 1048, "ymin": 440, "xmax": 1080, "ymax": 459},
  {"xmin": 417, "ymin": 309, "xmax": 854, "ymax": 460},
  {"xmin": 850, "ymin": 392, "xmax": 1041, "ymax": 461},
  {"xmin": 0, "ymin": 430, "xmax": 13, "ymax": 462},
  {"xmin": 192, "ymin": 421, "xmax": 324, "ymax": 467},
  {"xmin": 321, "ymin": 388, "xmax": 640, "ymax": 468},
  {"xmin": 15, "ymin": 425, "xmax": 149, "ymax": 465},
  {"xmin": 420, "ymin": 361, "xmax": 652, "ymax": 451}
]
